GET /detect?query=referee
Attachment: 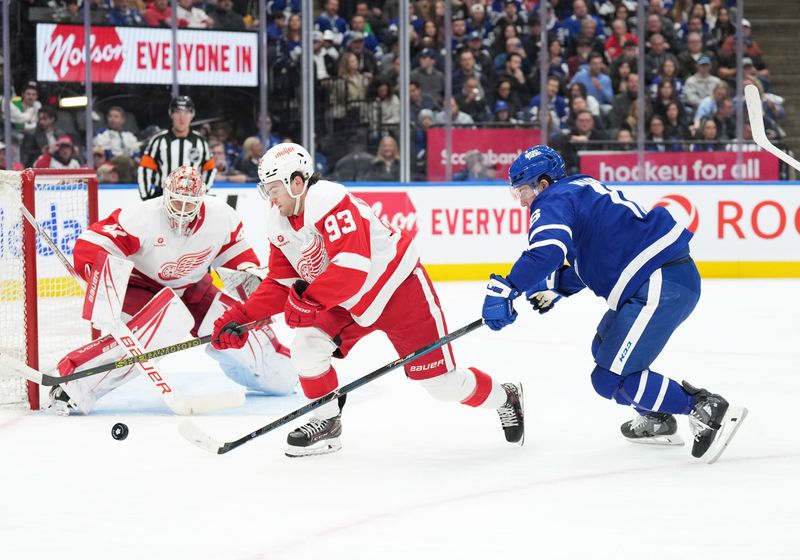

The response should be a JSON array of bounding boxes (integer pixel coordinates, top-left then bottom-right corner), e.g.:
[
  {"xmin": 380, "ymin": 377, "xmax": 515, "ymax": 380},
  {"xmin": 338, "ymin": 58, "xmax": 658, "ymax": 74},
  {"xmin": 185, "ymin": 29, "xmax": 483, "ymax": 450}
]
[{"xmin": 137, "ymin": 95, "xmax": 216, "ymax": 200}]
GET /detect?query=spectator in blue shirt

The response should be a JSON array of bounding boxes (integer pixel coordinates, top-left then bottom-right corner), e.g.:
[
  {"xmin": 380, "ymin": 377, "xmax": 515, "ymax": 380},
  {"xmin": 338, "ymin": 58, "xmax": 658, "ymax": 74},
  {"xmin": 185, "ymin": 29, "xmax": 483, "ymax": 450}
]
[
  {"xmin": 529, "ymin": 75, "xmax": 568, "ymax": 128},
  {"xmin": 107, "ymin": 0, "xmax": 144, "ymax": 26},
  {"xmin": 569, "ymin": 52, "xmax": 614, "ymax": 108},
  {"xmin": 315, "ymin": 0, "xmax": 348, "ymax": 46}
]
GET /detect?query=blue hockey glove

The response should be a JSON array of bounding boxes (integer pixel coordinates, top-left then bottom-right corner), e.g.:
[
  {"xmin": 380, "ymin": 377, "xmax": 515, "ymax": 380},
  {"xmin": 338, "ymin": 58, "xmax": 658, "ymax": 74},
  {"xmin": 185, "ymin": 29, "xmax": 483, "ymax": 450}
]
[
  {"xmin": 526, "ymin": 289, "xmax": 562, "ymax": 314},
  {"xmin": 482, "ymin": 274, "xmax": 521, "ymax": 331}
]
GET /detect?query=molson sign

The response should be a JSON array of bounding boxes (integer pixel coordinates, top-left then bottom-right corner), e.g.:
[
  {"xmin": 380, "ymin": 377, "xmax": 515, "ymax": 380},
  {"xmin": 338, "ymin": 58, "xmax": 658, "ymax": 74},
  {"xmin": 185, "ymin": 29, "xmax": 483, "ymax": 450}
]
[
  {"xmin": 36, "ymin": 24, "xmax": 257, "ymax": 86},
  {"xmin": 426, "ymin": 128, "xmax": 540, "ymax": 181}
]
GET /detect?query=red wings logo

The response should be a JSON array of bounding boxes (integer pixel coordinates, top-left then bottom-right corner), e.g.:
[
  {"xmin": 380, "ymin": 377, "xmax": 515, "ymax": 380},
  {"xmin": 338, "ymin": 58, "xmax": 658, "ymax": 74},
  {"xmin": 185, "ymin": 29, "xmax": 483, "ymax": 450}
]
[
  {"xmin": 157, "ymin": 247, "xmax": 213, "ymax": 280},
  {"xmin": 297, "ymin": 234, "xmax": 329, "ymax": 282}
]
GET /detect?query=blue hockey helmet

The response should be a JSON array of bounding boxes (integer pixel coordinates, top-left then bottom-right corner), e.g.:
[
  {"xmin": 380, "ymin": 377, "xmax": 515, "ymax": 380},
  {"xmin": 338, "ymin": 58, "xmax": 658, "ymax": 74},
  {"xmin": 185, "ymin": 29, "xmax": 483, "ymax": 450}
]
[{"xmin": 508, "ymin": 145, "xmax": 566, "ymax": 189}]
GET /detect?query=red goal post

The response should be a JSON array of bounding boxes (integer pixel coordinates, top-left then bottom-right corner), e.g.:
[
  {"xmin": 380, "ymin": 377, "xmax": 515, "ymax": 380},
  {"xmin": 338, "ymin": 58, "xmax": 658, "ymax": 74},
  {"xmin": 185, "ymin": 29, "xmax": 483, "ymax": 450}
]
[{"xmin": 0, "ymin": 168, "xmax": 98, "ymax": 410}]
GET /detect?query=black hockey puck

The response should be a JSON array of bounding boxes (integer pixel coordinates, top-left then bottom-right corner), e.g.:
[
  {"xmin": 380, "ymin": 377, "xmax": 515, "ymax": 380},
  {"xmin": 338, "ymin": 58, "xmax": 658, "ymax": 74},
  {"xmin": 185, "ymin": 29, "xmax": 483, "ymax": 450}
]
[{"xmin": 111, "ymin": 423, "xmax": 129, "ymax": 441}]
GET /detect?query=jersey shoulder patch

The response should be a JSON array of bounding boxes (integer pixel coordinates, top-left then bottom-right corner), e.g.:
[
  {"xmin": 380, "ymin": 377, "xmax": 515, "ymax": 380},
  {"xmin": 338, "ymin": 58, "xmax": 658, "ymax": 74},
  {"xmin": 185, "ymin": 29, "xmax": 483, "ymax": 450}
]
[
  {"xmin": 116, "ymin": 199, "xmax": 163, "ymax": 241},
  {"xmin": 304, "ymin": 180, "xmax": 349, "ymax": 227}
]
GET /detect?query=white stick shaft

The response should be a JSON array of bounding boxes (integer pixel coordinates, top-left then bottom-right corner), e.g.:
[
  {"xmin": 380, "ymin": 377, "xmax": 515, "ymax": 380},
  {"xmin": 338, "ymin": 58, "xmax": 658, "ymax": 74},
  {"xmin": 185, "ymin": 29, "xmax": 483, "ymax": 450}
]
[{"xmin": 744, "ymin": 84, "xmax": 800, "ymax": 172}]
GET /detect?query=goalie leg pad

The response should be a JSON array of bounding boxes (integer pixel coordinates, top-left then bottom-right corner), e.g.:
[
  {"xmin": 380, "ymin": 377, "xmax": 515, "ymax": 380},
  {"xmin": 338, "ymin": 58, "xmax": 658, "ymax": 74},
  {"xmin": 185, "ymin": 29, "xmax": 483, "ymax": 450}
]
[
  {"xmin": 200, "ymin": 291, "xmax": 297, "ymax": 395},
  {"xmin": 206, "ymin": 328, "xmax": 297, "ymax": 396},
  {"xmin": 56, "ymin": 288, "xmax": 194, "ymax": 413}
]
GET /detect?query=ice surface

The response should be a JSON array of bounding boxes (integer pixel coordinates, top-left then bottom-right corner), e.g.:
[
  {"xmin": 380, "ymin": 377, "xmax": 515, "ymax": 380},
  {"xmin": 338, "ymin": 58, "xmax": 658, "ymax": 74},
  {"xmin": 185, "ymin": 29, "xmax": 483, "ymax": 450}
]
[{"xmin": 1, "ymin": 279, "xmax": 798, "ymax": 560}]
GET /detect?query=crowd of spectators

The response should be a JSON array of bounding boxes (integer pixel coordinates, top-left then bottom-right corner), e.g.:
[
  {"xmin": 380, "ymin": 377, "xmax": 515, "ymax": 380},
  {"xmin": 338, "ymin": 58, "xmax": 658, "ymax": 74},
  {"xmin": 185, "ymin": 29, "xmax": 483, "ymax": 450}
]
[{"xmin": 2, "ymin": 0, "xmax": 789, "ymax": 180}]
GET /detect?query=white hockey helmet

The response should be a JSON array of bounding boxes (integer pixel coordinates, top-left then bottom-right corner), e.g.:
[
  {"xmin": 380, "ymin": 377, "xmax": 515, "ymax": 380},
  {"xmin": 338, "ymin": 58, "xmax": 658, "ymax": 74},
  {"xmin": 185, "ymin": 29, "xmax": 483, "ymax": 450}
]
[
  {"xmin": 163, "ymin": 165, "xmax": 207, "ymax": 235},
  {"xmin": 257, "ymin": 142, "xmax": 314, "ymax": 199}
]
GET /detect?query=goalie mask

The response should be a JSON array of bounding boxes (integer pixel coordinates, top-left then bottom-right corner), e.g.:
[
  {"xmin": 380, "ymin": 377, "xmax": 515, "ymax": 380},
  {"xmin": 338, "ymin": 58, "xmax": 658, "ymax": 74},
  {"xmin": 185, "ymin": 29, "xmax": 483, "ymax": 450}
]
[
  {"xmin": 163, "ymin": 166, "xmax": 207, "ymax": 235},
  {"xmin": 257, "ymin": 142, "xmax": 314, "ymax": 216}
]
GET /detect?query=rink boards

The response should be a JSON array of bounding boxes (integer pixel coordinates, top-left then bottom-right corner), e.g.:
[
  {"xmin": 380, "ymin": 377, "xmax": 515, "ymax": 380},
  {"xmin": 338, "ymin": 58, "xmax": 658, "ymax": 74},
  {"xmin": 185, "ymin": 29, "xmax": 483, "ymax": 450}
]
[{"xmin": 96, "ymin": 182, "xmax": 800, "ymax": 280}]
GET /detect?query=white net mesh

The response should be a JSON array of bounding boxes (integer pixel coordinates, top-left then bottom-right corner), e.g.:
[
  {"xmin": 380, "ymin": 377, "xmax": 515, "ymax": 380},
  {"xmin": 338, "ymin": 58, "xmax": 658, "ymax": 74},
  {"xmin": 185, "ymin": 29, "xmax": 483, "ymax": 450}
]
[
  {"xmin": 0, "ymin": 172, "xmax": 28, "ymax": 405},
  {"xmin": 0, "ymin": 170, "xmax": 94, "ymax": 407}
]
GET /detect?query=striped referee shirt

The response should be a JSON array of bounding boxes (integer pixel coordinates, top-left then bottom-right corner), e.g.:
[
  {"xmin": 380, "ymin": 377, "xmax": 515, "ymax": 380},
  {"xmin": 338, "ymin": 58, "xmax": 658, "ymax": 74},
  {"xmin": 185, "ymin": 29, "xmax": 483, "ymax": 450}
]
[{"xmin": 137, "ymin": 129, "xmax": 216, "ymax": 199}]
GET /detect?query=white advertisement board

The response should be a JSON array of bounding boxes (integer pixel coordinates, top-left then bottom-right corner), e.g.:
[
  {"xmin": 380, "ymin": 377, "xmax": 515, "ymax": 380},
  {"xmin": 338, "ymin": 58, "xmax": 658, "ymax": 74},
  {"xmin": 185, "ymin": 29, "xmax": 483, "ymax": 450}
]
[
  {"xmin": 36, "ymin": 24, "xmax": 257, "ymax": 86},
  {"xmin": 98, "ymin": 183, "xmax": 800, "ymax": 279}
]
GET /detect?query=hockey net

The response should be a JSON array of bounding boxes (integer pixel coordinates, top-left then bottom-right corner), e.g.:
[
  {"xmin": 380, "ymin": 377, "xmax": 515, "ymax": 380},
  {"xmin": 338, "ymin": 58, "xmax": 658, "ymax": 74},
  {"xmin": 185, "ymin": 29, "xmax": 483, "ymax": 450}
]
[{"xmin": 0, "ymin": 169, "xmax": 98, "ymax": 409}]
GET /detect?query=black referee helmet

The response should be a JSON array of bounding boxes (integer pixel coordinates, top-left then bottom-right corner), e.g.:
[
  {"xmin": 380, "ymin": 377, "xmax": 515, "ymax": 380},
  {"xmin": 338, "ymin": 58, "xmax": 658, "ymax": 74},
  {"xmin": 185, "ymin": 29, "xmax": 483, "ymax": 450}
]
[{"xmin": 169, "ymin": 95, "xmax": 195, "ymax": 116}]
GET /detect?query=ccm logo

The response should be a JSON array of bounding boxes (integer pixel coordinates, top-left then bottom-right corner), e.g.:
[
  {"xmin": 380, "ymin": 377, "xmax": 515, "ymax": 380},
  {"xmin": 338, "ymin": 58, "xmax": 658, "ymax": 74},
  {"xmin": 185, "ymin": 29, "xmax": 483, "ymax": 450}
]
[
  {"xmin": 120, "ymin": 336, "xmax": 172, "ymax": 394},
  {"xmin": 618, "ymin": 341, "xmax": 632, "ymax": 363},
  {"xmin": 409, "ymin": 358, "xmax": 445, "ymax": 372}
]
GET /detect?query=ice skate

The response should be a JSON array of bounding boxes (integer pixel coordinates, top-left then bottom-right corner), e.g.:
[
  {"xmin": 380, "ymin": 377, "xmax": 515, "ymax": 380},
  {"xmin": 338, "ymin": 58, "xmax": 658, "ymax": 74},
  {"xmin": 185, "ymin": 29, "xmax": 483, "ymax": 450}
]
[
  {"xmin": 47, "ymin": 386, "xmax": 77, "ymax": 417},
  {"xmin": 285, "ymin": 415, "xmax": 343, "ymax": 457},
  {"xmin": 684, "ymin": 382, "xmax": 748, "ymax": 464},
  {"xmin": 497, "ymin": 382, "xmax": 524, "ymax": 445},
  {"xmin": 621, "ymin": 412, "xmax": 684, "ymax": 445}
]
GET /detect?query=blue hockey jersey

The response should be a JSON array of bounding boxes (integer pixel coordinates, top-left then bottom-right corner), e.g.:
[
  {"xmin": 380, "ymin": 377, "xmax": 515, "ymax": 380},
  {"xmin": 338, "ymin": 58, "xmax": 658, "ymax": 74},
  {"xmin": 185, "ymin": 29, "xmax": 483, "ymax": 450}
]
[{"xmin": 506, "ymin": 175, "xmax": 693, "ymax": 310}]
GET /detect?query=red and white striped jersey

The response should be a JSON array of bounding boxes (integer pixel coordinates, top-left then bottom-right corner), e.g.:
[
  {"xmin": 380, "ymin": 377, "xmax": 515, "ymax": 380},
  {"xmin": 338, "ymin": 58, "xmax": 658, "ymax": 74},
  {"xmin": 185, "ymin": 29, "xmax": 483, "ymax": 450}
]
[
  {"xmin": 73, "ymin": 196, "xmax": 259, "ymax": 295},
  {"xmin": 245, "ymin": 180, "xmax": 419, "ymax": 326}
]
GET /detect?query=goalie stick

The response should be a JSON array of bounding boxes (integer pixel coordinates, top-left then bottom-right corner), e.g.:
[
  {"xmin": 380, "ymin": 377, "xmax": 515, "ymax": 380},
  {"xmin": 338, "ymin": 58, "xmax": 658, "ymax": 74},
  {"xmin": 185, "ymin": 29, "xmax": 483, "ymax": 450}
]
[
  {"xmin": 744, "ymin": 84, "xmax": 800, "ymax": 172},
  {"xmin": 13, "ymin": 202, "xmax": 243, "ymax": 415},
  {"xmin": 0, "ymin": 317, "xmax": 273, "ymax": 386},
  {"xmin": 178, "ymin": 318, "xmax": 485, "ymax": 454}
]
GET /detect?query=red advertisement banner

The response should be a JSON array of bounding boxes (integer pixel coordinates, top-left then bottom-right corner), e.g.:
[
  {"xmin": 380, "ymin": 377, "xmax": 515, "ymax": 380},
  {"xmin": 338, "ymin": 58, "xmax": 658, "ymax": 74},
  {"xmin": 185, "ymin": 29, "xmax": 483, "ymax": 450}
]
[
  {"xmin": 579, "ymin": 150, "xmax": 779, "ymax": 182},
  {"xmin": 426, "ymin": 128, "xmax": 540, "ymax": 181},
  {"xmin": 37, "ymin": 24, "xmax": 257, "ymax": 86}
]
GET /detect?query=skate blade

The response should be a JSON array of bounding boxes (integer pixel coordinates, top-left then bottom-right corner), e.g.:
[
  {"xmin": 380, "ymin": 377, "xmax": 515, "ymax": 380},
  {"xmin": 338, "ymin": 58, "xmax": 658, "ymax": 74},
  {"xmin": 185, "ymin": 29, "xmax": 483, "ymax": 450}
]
[
  {"xmin": 285, "ymin": 437, "xmax": 342, "ymax": 458},
  {"xmin": 625, "ymin": 433, "xmax": 685, "ymax": 446},
  {"xmin": 704, "ymin": 406, "xmax": 748, "ymax": 464}
]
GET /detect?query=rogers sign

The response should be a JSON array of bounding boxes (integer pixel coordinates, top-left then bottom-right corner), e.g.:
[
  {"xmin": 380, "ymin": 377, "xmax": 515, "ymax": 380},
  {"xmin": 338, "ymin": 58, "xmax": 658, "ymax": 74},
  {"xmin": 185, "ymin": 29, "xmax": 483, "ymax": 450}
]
[
  {"xmin": 353, "ymin": 191, "xmax": 418, "ymax": 238},
  {"xmin": 44, "ymin": 25, "xmax": 124, "ymax": 82},
  {"xmin": 649, "ymin": 193, "xmax": 800, "ymax": 239},
  {"xmin": 654, "ymin": 194, "xmax": 699, "ymax": 233}
]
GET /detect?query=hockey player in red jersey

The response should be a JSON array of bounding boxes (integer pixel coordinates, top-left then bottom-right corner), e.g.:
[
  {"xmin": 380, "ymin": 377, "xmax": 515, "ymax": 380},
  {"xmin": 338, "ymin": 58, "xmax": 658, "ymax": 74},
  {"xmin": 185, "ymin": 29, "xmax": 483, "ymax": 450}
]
[
  {"xmin": 49, "ymin": 166, "xmax": 297, "ymax": 415},
  {"xmin": 211, "ymin": 142, "xmax": 524, "ymax": 457}
]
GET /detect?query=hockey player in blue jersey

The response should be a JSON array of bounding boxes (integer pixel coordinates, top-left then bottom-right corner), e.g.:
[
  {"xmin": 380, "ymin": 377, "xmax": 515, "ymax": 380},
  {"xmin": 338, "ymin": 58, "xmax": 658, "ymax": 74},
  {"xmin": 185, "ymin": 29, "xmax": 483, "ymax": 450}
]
[{"xmin": 482, "ymin": 145, "xmax": 747, "ymax": 463}]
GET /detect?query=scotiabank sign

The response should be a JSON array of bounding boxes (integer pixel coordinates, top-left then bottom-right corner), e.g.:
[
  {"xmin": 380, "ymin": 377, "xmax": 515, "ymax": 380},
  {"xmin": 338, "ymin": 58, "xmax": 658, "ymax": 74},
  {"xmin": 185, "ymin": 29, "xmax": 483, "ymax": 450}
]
[
  {"xmin": 580, "ymin": 151, "xmax": 779, "ymax": 182},
  {"xmin": 426, "ymin": 128, "xmax": 540, "ymax": 181},
  {"xmin": 36, "ymin": 24, "xmax": 257, "ymax": 86}
]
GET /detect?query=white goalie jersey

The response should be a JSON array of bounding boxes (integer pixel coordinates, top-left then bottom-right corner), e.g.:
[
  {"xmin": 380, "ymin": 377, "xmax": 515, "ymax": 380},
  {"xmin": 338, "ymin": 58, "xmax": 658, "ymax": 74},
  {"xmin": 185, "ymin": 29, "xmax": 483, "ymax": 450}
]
[{"xmin": 73, "ymin": 196, "xmax": 259, "ymax": 294}]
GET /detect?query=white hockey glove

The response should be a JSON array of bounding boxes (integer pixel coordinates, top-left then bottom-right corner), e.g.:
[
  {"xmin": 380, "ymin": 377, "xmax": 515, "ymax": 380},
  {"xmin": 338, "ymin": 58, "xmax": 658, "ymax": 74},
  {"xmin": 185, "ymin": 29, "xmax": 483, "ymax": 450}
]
[{"xmin": 526, "ymin": 289, "xmax": 562, "ymax": 315}]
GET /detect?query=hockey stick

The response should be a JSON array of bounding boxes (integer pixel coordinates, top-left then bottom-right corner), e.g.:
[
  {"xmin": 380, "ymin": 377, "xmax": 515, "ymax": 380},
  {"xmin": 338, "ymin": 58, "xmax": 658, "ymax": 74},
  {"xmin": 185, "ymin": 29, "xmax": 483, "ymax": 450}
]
[
  {"xmin": 178, "ymin": 318, "xmax": 485, "ymax": 454},
  {"xmin": 744, "ymin": 84, "xmax": 800, "ymax": 172},
  {"xmin": 14, "ymin": 203, "xmax": 244, "ymax": 414},
  {"xmin": 0, "ymin": 317, "xmax": 273, "ymax": 386}
]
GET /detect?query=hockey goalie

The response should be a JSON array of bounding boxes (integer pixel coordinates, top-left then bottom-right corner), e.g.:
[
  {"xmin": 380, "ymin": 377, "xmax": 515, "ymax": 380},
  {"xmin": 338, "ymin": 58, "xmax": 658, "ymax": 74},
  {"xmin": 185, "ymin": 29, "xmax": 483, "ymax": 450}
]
[{"xmin": 48, "ymin": 166, "xmax": 297, "ymax": 415}]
